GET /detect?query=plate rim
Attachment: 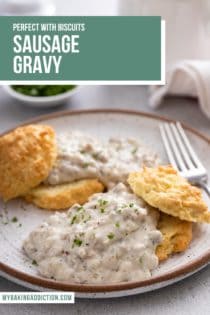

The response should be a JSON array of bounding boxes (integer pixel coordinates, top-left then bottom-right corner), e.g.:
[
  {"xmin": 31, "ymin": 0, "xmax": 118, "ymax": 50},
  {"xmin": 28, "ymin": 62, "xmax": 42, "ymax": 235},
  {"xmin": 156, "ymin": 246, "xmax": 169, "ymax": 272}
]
[{"xmin": 1, "ymin": 108, "xmax": 210, "ymax": 293}]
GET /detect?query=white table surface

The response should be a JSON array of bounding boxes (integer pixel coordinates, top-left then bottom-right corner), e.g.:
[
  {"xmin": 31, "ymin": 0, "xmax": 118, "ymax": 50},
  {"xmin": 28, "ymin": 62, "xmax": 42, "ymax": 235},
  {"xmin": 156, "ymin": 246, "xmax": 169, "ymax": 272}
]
[{"xmin": 0, "ymin": 1, "xmax": 210, "ymax": 314}]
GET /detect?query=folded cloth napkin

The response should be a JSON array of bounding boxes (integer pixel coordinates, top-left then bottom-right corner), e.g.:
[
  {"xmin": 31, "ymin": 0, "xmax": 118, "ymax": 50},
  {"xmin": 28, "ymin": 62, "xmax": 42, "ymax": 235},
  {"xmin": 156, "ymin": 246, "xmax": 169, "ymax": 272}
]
[{"xmin": 149, "ymin": 60, "xmax": 210, "ymax": 119}]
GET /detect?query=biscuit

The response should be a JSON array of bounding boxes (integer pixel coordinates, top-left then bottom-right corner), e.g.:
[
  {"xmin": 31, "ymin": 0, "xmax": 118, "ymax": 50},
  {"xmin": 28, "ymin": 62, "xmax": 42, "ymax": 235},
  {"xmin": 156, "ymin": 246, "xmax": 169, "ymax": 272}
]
[
  {"xmin": 128, "ymin": 165, "xmax": 210, "ymax": 223},
  {"xmin": 24, "ymin": 179, "xmax": 105, "ymax": 210},
  {"xmin": 0, "ymin": 124, "xmax": 57, "ymax": 201},
  {"xmin": 156, "ymin": 213, "xmax": 192, "ymax": 261}
]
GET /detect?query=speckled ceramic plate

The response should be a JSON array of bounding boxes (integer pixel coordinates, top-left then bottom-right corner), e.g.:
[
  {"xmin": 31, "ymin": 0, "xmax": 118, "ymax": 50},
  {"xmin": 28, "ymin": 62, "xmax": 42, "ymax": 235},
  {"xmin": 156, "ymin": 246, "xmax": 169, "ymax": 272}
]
[{"xmin": 0, "ymin": 109, "xmax": 210, "ymax": 298}]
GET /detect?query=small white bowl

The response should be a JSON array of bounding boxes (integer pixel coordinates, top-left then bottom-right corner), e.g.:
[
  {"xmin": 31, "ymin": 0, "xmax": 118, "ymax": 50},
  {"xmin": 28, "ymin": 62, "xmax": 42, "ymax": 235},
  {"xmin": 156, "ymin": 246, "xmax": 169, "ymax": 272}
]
[{"xmin": 3, "ymin": 85, "xmax": 79, "ymax": 108}]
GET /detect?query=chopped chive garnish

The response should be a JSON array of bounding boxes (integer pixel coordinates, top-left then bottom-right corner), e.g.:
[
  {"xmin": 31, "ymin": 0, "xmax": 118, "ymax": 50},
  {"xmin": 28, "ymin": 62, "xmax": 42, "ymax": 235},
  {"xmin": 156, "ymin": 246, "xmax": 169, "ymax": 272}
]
[
  {"xmin": 107, "ymin": 233, "xmax": 114, "ymax": 240},
  {"xmin": 115, "ymin": 222, "xmax": 120, "ymax": 228},
  {"xmin": 71, "ymin": 215, "xmax": 77, "ymax": 225},
  {"xmin": 132, "ymin": 147, "xmax": 138, "ymax": 154},
  {"xmin": 129, "ymin": 203, "xmax": 134, "ymax": 208},
  {"xmin": 98, "ymin": 199, "xmax": 108, "ymax": 207},
  {"xmin": 139, "ymin": 257, "xmax": 143, "ymax": 265},
  {"xmin": 11, "ymin": 216, "xmax": 18, "ymax": 223},
  {"xmin": 73, "ymin": 238, "xmax": 83, "ymax": 247},
  {"xmin": 82, "ymin": 163, "xmax": 90, "ymax": 168},
  {"xmin": 32, "ymin": 260, "xmax": 37, "ymax": 266},
  {"xmin": 92, "ymin": 153, "xmax": 100, "ymax": 159}
]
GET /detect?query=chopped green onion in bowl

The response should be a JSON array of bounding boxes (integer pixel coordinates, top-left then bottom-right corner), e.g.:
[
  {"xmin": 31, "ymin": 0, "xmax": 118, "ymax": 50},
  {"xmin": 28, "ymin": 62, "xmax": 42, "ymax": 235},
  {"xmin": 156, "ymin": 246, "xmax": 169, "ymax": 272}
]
[
  {"xmin": 4, "ymin": 84, "xmax": 79, "ymax": 108},
  {"xmin": 11, "ymin": 85, "xmax": 76, "ymax": 97}
]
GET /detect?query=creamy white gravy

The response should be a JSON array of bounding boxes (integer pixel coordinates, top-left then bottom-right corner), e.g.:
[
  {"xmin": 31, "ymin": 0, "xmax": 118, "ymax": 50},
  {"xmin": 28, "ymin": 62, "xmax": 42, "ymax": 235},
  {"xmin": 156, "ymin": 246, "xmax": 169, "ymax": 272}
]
[
  {"xmin": 23, "ymin": 184, "xmax": 162, "ymax": 284},
  {"xmin": 46, "ymin": 131, "xmax": 159, "ymax": 188}
]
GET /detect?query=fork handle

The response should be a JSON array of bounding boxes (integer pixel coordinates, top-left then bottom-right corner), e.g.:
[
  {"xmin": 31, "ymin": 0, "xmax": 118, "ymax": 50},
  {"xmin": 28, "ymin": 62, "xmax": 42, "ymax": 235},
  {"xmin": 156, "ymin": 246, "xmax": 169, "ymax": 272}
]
[{"xmin": 197, "ymin": 182, "xmax": 210, "ymax": 196}]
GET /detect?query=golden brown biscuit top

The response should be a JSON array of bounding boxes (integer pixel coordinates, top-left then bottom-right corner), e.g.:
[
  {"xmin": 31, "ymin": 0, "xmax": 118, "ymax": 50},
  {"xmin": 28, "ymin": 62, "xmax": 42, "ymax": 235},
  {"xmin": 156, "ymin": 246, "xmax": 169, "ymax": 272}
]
[
  {"xmin": 0, "ymin": 124, "xmax": 57, "ymax": 201},
  {"xmin": 128, "ymin": 165, "xmax": 210, "ymax": 223}
]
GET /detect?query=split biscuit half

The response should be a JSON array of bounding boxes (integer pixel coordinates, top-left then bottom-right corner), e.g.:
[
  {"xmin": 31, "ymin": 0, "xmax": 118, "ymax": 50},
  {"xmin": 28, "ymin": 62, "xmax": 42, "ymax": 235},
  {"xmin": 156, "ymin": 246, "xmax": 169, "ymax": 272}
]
[
  {"xmin": 24, "ymin": 179, "xmax": 105, "ymax": 210},
  {"xmin": 156, "ymin": 213, "xmax": 192, "ymax": 261},
  {"xmin": 128, "ymin": 165, "xmax": 210, "ymax": 223}
]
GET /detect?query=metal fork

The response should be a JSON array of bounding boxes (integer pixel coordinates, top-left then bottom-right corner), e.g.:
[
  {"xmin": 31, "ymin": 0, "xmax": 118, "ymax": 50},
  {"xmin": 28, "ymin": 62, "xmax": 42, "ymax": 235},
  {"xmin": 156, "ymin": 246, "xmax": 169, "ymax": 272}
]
[{"xmin": 160, "ymin": 122, "xmax": 210, "ymax": 196}]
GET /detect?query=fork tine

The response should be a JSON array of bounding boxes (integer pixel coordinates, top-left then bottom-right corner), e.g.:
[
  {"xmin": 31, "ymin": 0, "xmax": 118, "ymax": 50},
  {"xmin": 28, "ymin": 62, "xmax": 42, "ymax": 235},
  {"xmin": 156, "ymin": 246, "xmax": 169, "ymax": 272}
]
[
  {"xmin": 160, "ymin": 123, "xmax": 187, "ymax": 171},
  {"xmin": 159, "ymin": 124, "xmax": 178, "ymax": 170},
  {"xmin": 176, "ymin": 122, "xmax": 204, "ymax": 169},
  {"xmin": 170, "ymin": 123, "xmax": 195, "ymax": 169}
]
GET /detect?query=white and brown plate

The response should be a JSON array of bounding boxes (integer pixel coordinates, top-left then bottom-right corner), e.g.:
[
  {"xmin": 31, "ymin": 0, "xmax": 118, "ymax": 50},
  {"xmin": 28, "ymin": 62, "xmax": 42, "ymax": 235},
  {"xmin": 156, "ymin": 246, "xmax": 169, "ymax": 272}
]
[{"xmin": 0, "ymin": 109, "xmax": 210, "ymax": 298}]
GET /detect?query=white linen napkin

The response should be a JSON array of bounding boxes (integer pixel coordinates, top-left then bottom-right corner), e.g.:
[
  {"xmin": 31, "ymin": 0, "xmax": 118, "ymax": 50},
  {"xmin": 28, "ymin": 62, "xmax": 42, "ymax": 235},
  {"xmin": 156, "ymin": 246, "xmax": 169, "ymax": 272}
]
[{"xmin": 149, "ymin": 61, "xmax": 210, "ymax": 119}]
